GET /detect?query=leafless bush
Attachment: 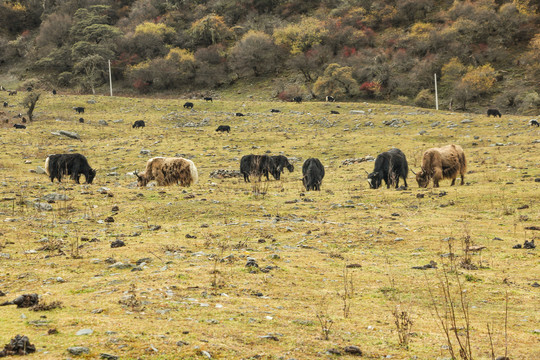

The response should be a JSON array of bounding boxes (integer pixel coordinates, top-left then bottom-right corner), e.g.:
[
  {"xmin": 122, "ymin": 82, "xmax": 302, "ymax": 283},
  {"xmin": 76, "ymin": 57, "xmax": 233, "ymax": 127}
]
[
  {"xmin": 315, "ymin": 296, "xmax": 334, "ymax": 340},
  {"xmin": 392, "ymin": 305, "xmax": 414, "ymax": 348},
  {"xmin": 337, "ymin": 266, "xmax": 354, "ymax": 318}
]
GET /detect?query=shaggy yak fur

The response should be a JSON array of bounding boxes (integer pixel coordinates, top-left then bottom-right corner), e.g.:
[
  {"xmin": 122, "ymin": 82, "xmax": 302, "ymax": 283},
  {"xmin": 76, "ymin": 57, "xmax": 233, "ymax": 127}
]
[
  {"xmin": 240, "ymin": 155, "xmax": 278, "ymax": 182},
  {"xmin": 135, "ymin": 157, "xmax": 198, "ymax": 187},
  {"xmin": 415, "ymin": 144, "xmax": 466, "ymax": 188},
  {"xmin": 45, "ymin": 153, "xmax": 96, "ymax": 184},
  {"xmin": 368, "ymin": 148, "xmax": 408, "ymax": 189},
  {"xmin": 270, "ymin": 155, "xmax": 294, "ymax": 180},
  {"xmin": 302, "ymin": 158, "xmax": 325, "ymax": 191}
]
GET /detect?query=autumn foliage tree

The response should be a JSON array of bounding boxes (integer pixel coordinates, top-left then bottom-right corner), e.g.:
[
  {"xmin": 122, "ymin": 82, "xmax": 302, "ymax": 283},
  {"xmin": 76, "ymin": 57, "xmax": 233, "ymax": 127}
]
[{"xmin": 313, "ymin": 63, "xmax": 359, "ymax": 99}]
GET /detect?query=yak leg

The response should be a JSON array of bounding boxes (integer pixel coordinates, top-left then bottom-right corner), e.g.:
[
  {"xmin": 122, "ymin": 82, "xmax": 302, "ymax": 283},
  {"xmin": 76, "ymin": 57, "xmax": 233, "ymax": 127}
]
[
  {"xmin": 460, "ymin": 172, "xmax": 465, "ymax": 185},
  {"xmin": 403, "ymin": 177, "xmax": 408, "ymax": 188},
  {"xmin": 451, "ymin": 178, "xmax": 456, "ymax": 186}
]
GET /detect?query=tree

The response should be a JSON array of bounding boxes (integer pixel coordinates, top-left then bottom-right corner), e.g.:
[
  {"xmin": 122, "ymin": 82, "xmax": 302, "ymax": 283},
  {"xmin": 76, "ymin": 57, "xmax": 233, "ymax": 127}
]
[
  {"xmin": 229, "ymin": 31, "xmax": 282, "ymax": 77},
  {"xmin": 22, "ymin": 93, "xmax": 40, "ymax": 122},
  {"xmin": 313, "ymin": 63, "xmax": 359, "ymax": 98},
  {"xmin": 273, "ymin": 17, "xmax": 328, "ymax": 54},
  {"xmin": 189, "ymin": 15, "xmax": 232, "ymax": 47}
]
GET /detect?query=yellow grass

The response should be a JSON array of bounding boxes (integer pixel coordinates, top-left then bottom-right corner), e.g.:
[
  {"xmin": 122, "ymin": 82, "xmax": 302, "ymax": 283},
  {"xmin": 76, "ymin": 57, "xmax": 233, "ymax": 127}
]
[{"xmin": 0, "ymin": 93, "xmax": 538, "ymax": 359}]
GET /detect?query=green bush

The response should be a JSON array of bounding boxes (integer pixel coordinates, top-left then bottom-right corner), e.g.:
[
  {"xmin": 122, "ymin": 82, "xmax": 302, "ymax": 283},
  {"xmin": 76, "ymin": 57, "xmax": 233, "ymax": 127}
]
[{"xmin": 414, "ymin": 89, "xmax": 433, "ymax": 108}]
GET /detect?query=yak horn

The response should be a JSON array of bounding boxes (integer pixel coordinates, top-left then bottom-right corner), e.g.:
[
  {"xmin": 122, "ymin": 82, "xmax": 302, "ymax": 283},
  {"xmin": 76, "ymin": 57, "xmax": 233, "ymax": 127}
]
[
  {"xmin": 411, "ymin": 169, "xmax": 417, "ymax": 175},
  {"xmin": 364, "ymin": 169, "xmax": 370, "ymax": 175}
]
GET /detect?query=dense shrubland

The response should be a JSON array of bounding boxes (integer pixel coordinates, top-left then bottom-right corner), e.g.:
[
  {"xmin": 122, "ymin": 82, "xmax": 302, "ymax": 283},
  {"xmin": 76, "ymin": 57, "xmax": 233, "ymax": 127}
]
[{"xmin": 0, "ymin": 0, "xmax": 539, "ymax": 112}]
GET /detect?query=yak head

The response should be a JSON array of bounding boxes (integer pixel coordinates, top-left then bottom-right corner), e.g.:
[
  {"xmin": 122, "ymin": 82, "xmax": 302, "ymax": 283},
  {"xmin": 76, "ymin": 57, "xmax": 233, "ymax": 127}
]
[
  {"xmin": 87, "ymin": 169, "xmax": 97, "ymax": 184},
  {"xmin": 367, "ymin": 171, "xmax": 382, "ymax": 189},
  {"xmin": 414, "ymin": 168, "xmax": 430, "ymax": 188},
  {"xmin": 286, "ymin": 163, "xmax": 294, "ymax": 172},
  {"xmin": 134, "ymin": 171, "xmax": 148, "ymax": 187}
]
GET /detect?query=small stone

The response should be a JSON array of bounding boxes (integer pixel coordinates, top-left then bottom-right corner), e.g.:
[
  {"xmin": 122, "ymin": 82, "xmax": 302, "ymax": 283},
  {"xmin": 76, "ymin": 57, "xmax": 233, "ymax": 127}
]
[
  {"xmin": 343, "ymin": 345, "xmax": 362, "ymax": 356},
  {"xmin": 75, "ymin": 328, "xmax": 93, "ymax": 336},
  {"xmin": 100, "ymin": 354, "xmax": 118, "ymax": 360},
  {"xmin": 110, "ymin": 240, "xmax": 125, "ymax": 248},
  {"xmin": 67, "ymin": 346, "xmax": 90, "ymax": 355}
]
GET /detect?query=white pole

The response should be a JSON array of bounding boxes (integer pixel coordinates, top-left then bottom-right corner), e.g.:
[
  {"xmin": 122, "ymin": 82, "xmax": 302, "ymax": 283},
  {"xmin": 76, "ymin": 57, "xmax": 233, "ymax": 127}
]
[
  {"xmin": 434, "ymin": 73, "xmax": 439, "ymax": 110},
  {"xmin": 108, "ymin": 59, "xmax": 113, "ymax": 97}
]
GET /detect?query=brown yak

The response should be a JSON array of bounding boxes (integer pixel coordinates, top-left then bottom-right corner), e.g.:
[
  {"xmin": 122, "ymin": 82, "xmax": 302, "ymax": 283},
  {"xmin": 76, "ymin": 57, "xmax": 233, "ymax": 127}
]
[
  {"xmin": 414, "ymin": 144, "xmax": 466, "ymax": 188},
  {"xmin": 135, "ymin": 157, "xmax": 198, "ymax": 187}
]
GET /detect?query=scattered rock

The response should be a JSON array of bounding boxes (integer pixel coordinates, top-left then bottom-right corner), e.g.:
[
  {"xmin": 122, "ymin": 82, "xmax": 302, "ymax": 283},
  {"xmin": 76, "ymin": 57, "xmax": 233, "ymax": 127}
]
[
  {"xmin": 185, "ymin": 234, "xmax": 196, "ymax": 239},
  {"xmin": 35, "ymin": 166, "xmax": 47, "ymax": 174},
  {"xmin": 53, "ymin": 130, "xmax": 80, "ymax": 140},
  {"xmin": 140, "ymin": 149, "xmax": 151, "ymax": 155},
  {"xmin": 0, "ymin": 335, "xmax": 36, "ymax": 356},
  {"xmin": 246, "ymin": 258, "xmax": 259, "ymax": 268},
  {"xmin": 342, "ymin": 156, "xmax": 374, "ymax": 166},
  {"xmin": 104, "ymin": 216, "xmax": 114, "ymax": 223},
  {"xmin": 67, "ymin": 346, "xmax": 90, "ymax": 356},
  {"xmin": 42, "ymin": 193, "xmax": 69, "ymax": 202},
  {"xmin": 513, "ymin": 240, "xmax": 535, "ymax": 249},
  {"xmin": 98, "ymin": 120, "xmax": 108, "ymax": 126},
  {"xmin": 111, "ymin": 205, "xmax": 119, "ymax": 212},
  {"xmin": 346, "ymin": 263, "xmax": 362, "ymax": 268},
  {"xmin": 110, "ymin": 240, "xmax": 125, "ymax": 248},
  {"xmin": 209, "ymin": 169, "xmax": 242, "ymax": 178},
  {"xmin": 75, "ymin": 328, "xmax": 93, "ymax": 336},
  {"xmin": 343, "ymin": 345, "xmax": 362, "ymax": 356},
  {"xmin": 100, "ymin": 354, "xmax": 118, "ymax": 360},
  {"xmin": 412, "ymin": 261, "xmax": 437, "ymax": 270},
  {"xmin": 416, "ymin": 193, "xmax": 425, "ymax": 198}
]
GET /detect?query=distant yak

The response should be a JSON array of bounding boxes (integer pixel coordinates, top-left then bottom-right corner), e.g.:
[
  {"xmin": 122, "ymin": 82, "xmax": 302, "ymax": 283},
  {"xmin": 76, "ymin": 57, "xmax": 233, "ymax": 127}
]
[
  {"xmin": 73, "ymin": 106, "xmax": 85, "ymax": 114},
  {"xmin": 216, "ymin": 125, "xmax": 230, "ymax": 133},
  {"xmin": 132, "ymin": 120, "xmax": 145, "ymax": 129},
  {"xmin": 183, "ymin": 102, "xmax": 194, "ymax": 109},
  {"xmin": 326, "ymin": 96, "xmax": 335, "ymax": 102},
  {"xmin": 13, "ymin": 124, "xmax": 26, "ymax": 129},
  {"xmin": 204, "ymin": 97, "xmax": 212, "ymax": 102},
  {"xmin": 240, "ymin": 155, "xmax": 279, "ymax": 182},
  {"xmin": 487, "ymin": 109, "xmax": 501, "ymax": 117}
]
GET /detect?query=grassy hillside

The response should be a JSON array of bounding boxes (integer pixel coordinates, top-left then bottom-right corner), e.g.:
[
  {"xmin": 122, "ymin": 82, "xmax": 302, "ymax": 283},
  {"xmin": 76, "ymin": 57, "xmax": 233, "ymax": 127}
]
[{"xmin": 0, "ymin": 92, "xmax": 539, "ymax": 359}]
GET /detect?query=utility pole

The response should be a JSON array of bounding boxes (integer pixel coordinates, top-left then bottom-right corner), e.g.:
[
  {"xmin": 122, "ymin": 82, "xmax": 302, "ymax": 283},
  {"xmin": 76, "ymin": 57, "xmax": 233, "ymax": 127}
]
[
  {"xmin": 108, "ymin": 59, "xmax": 113, "ymax": 97},
  {"xmin": 434, "ymin": 73, "xmax": 439, "ymax": 110}
]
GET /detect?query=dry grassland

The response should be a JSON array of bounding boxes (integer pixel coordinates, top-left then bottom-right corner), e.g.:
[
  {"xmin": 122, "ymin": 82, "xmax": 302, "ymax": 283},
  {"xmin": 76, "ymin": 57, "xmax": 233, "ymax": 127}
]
[{"xmin": 0, "ymin": 93, "xmax": 538, "ymax": 359}]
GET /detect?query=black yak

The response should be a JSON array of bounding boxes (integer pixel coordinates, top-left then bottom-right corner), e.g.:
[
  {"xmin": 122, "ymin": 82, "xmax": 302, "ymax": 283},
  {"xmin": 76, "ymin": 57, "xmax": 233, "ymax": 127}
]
[
  {"xmin": 183, "ymin": 102, "xmax": 194, "ymax": 109},
  {"xmin": 45, "ymin": 153, "xmax": 96, "ymax": 184},
  {"xmin": 132, "ymin": 120, "xmax": 145, "ymax": 128},
  {"xmin": 216, "ymin": 125, "xmax": 230, "ymax": 133},
  {"xmin": 487, "ymin": 109, "xmax": 501, "ymax": 117},
  {"xmin": 270, "ymin": 155, "xmax": 294, "ymax": 180},
  {"xmin": 367, "ymin": 148, "xmax": 408, "ymax": 189},
  {"xmin": 240, "ymin": 155, "xmax": 278, "ymax": 182},
  {"xmin": 302, "ymin": 158, "xmax": 325, "ymax": 191}
]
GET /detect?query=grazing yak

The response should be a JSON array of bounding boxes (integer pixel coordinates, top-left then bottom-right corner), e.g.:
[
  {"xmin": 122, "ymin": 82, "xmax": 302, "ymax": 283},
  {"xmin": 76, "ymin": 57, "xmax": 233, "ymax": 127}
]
[
  {"xmin": 302, "ymin": 158, "xmax": 325, "ymax": 191},
  {"xmin": 132, "ymin": 120, "xmax": 145, "ymax": 128},
  {"xmin": 270, "ymin": 109, "xmax": 281, "ymax": 113},
  {"xmin": 367, "ymin": 148, "xmax": 408, "ymax": 189},
  {"xmin": 293, "ymin": 96, "xmax": 302, "ymax": 103},
  {"xmin": 3, "ymin": 102, "xmax": 7, "ymax": 107},
  {"xmin": 326, "ymin": 96, "xmax": 335, "ymax": 102},
  {"xmin": 183, "ymin": 102, "xmax": 194, "ymax": 109},
  {"xmin": 414, "ymin": 144, "xmax": 466, "ymax": 188},
  {"xmin": 13, "ymin": 124, "xmax": 26, "ymax": 129},
  {"xmin": 271, "ymin": 155, "xmax": 294, "ymax": 180},
  {"xmin": 235, "ymin": 112, "xmax": 244, "ymax": 116},
  {"xmin": 330, "ymin": 110, "xmax": 339, "ymax": 114},
  {"xmin": 204, "ymin": 97, "xmax": 212, "ymax": 102},
  {"xmin": 240, "ymin": 155, "xmax": 278, "ymax": 182},
  {"xmin": 45, "ymin": 153, "xmax": 96, "ymax": 184},
  {"xmin": 52, "ymin": 89, "xmax": 57, "ymax": 95},
  {"xmin": 487, "ymin": 109, "xmax": 501, "ymax": 117},
  {"xmin": 73, "ymin": 106, "xmax": 85, "ymax": 114},
  {"xmin": 8, "ymin": 90, "xmax": 17, "ymax": 96},
  {"xmin": 79, "ymin": 117, "xmax": 84, "ymax": 123},
  {"xmin": 529, "ymin": 119, "xmax": 539, "ymax": 127},
  {"xmin": 216, "ymin": 125, "xmax": 230, "ymax": 133},
  {"xmin": 135, "ymin": 157, "xmax": 198, "ymax": 187}
]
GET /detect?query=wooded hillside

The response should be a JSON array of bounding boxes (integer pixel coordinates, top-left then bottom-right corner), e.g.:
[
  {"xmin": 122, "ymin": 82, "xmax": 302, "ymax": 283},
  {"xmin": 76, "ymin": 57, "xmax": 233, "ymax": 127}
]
[{"xmin": 0, "ymin": 0, "xmax": 539, "ymax": 113}]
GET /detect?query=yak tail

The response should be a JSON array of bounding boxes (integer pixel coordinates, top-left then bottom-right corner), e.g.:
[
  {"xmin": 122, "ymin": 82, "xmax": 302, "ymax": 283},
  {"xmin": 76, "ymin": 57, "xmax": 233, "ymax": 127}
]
[
  {"xmin": 44, "ymin": 156, "xmax": 50, "ymax": 176},
  {"xmin": 458, "ymin": 149, "xmax": 467, "ymax": 173},
  {"xmin": 188, "ymin": 159, "xmax": 198, "ymax": 185}
]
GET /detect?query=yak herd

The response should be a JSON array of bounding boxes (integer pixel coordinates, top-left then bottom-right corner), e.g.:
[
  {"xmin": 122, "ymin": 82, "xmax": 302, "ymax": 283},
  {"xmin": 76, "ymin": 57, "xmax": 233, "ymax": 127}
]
[
  {"xmin": 43, "ymin": 141, "xmax": 467, "ymax": 191},
  {"xmin": 29, "ymin": 98, "xmax": 478, "ymax": 191}
]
